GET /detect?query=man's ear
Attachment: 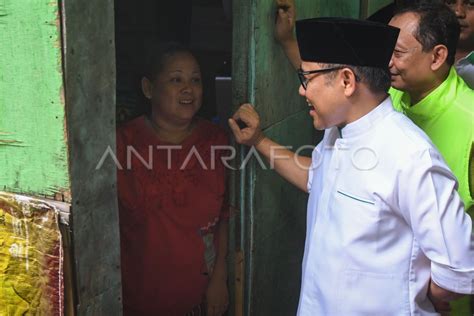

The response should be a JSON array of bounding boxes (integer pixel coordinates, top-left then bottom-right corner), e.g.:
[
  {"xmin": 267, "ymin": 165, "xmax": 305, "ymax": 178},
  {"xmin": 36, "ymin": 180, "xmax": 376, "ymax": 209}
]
[
  {"xmin": 431, "ymin": 44, "xmax": 448, "ymax": 71},
  {"xmin": 341, "ymin": 68, "xmax": 357, "ymax": 97},
  {"xmin": 141, "ymin": 77, "xmax": 153, "ymax": 99}
]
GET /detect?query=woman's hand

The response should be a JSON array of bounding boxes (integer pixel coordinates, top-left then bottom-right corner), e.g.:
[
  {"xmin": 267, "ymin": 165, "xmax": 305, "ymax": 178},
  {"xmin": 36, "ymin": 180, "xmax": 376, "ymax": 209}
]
[
  {"xmin": 205, "ymin": 267, "xmax": 229, "ymax": 316},
  {"xmin": 228, "ymin": 103, "xmax": 265, "ymax": 147}
]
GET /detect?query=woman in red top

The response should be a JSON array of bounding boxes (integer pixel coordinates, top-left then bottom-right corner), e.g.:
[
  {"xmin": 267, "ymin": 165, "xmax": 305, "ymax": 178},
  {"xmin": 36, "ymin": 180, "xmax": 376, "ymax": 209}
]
[{"xmin": 117, "ymin": 43, "xmax": 229, "ymax": 316}]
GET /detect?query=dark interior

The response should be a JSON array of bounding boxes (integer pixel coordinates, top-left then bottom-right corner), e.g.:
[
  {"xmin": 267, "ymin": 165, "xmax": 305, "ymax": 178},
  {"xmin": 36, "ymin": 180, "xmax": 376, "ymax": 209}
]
[{"xmin": 114, "ymin": 0, "xmax": 233, "ymax": 127}]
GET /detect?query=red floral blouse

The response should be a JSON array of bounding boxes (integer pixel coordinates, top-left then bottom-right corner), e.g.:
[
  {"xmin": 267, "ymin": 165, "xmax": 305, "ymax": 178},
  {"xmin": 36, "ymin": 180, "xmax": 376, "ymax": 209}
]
[{"xmin": 116, "ymin": 116, "xmax": 229, "ymax": 315}]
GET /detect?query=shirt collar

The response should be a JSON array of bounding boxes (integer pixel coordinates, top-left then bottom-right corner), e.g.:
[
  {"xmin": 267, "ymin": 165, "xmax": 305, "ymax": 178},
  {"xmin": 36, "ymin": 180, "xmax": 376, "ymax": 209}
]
[
  {"xmin": 339, "ymin": 96, "xmax": 393, "ymax": 139},
  {"xmin": 397, "ymin": 67, "xmax": 458, "ymax": 121}
]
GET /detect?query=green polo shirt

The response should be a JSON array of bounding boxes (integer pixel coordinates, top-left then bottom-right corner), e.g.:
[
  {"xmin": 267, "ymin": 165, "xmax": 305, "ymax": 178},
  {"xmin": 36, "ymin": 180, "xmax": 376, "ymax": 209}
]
[
  {"xmin": 390, "ymin": 67, "xmax": 474, "ymax": 315},
  {"xmin": 390, "ymin": 67, "xmax": 473, "ymax": 214}
]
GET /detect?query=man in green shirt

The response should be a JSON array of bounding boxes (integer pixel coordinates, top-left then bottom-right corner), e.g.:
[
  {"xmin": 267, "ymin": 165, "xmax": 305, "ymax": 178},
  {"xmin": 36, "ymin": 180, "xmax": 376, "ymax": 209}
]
[
  {"xmin": 388, "ymin": 5, "xmax": 474, "ymax": 314},
  {"xmin": 388, "ymin": 3, "xmax": 473, "ymax": 217}
]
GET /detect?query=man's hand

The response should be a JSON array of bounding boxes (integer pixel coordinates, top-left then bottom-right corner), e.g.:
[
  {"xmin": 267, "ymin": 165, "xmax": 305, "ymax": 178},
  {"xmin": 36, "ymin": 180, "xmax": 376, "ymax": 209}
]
[
  {"xmin": 274, "ymin": 0, "xmax": 301, "ymax": 69},
  {"xmin": 275, "ymin": 0, "xmax": 296, "ymax": 45},
  {"xmin": 229, "ymin": 104, "xmax": 311, "ymax": 192},
  {"xmin": 228, "ymin": 103, "xmax": 265, "ymax": 146}
]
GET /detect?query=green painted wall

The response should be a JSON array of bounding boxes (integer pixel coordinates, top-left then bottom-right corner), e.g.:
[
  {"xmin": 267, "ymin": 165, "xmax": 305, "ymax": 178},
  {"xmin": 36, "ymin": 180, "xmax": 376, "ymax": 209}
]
[
  {"xmin": 232, "ymin": 0, "xmax": 360, "ymax": 314},
  {"xmin": 250, "ymin": 113, "xmax": 314, "ymax": 315},
  {"xmin": 0, "ymin": 0, "xmax": 69, "ymax": 197},
  {"xmin": 319, "ymin": 0, "xmax": 360, "ymax": 17},
  {"xmin": 0, "ymin": 1, "xmax": 122, "ymax": 313}
]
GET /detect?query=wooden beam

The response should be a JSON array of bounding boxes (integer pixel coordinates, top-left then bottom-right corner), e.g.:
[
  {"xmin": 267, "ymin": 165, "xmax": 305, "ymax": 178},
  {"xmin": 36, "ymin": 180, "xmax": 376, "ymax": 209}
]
[{"xmin": 62, "ymin": 0, "xmax": 122, "ymax": 314}]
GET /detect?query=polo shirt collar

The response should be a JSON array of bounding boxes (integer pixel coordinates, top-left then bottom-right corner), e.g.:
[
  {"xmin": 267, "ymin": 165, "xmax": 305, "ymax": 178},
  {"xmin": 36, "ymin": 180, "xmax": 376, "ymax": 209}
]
[{"xmin": 397, "ymin": 67, "xmax": 457, "ymax": 122}]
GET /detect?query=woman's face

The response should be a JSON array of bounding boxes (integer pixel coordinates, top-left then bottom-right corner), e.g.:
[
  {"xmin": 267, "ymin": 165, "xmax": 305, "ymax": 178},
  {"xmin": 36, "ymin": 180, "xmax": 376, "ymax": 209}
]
[{"xmin": 146, "ymin": 51, "xmax": 203, "ymax": 125}]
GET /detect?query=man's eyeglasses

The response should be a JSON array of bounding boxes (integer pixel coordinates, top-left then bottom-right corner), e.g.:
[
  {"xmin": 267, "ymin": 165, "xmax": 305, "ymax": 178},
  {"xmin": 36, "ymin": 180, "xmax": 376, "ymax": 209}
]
[{"xmin": 297, "ymin": 67, "xmax": 344, "ymax": 90}]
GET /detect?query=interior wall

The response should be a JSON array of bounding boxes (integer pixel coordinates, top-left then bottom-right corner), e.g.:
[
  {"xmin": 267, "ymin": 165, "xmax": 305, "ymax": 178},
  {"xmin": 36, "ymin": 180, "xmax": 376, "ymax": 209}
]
[{"xmin": 114, "ymin": 0, "xmax": 191, "ymax": 124}]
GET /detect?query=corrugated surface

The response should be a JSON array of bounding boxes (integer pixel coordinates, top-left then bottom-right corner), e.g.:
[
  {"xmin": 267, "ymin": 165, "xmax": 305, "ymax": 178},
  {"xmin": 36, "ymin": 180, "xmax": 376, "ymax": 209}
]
[{"xmin": 0, "ymin": 0, "xmax": 69, "ymax": 196}]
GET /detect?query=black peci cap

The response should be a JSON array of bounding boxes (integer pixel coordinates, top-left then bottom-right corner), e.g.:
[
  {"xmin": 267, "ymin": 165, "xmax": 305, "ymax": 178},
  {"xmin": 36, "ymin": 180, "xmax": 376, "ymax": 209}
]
[{"xmin": 296, "ymin": 17, "xmax": 400, "ymax": 68}]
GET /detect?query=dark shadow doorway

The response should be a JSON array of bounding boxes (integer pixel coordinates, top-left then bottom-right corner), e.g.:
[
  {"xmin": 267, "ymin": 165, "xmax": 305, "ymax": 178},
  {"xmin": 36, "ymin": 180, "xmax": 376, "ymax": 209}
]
[{"xmin": 114, "ymin": 0, "xmax": 233, "ymax": 128}]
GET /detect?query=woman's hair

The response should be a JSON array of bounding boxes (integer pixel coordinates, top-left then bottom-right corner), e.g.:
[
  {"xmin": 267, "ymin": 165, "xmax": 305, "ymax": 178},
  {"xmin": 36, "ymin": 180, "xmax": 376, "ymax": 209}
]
[{"xmin": 142, "ymin": 42, "xmax": 197, "ymax": 80}]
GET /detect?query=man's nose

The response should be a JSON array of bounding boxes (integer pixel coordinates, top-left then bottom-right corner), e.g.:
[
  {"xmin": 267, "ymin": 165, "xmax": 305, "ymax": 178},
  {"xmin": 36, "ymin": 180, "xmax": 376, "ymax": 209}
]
[
  {"xmin": 454, "ymin": 1, "xmax": 466, "ymax": 18},
  {"xmin": 298, "ymin": 84, "xmax": 305, "ymax": 97}
]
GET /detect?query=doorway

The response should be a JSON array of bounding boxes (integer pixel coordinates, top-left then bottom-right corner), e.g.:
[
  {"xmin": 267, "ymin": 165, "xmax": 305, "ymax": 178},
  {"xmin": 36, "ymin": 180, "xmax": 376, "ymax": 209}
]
[{"xmin": 114, "ymin": 0, "xmax": 233, "ymax": 127}]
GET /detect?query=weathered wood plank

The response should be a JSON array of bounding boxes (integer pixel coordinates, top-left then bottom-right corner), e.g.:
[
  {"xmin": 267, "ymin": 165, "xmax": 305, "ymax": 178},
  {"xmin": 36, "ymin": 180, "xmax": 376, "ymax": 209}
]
[
  {"xmin": 0, "ymin": 0, "xmax": 69, "ymax": 197},
  {"xmin": 250, "ymin": 111, "xmax": 315, "ymax": 315},
  {"xmin": 62, "ymin": 0, "xmax": 122, "ymax": 314}
]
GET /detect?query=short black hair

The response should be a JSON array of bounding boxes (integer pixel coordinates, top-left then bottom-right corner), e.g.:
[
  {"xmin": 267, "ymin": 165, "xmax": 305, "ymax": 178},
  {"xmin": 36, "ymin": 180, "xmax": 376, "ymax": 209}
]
[
  {"xmin": 322, "ymin": 64, "xmax": 392, "ymax": 93},
  {"xmin": 143, "ymin": 42, "xmax": 197, "ymax": 80},
  {"xmin": 394, "ymin": 1, "xmax": 460, "ymax": 66}
]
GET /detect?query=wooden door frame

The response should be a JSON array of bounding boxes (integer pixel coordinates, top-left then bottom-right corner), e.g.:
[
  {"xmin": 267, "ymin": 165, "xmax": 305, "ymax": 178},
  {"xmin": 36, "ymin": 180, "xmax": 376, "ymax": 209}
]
[{"xmin": 62, "ymin": 0, "xmax": 122, "ymax": 314}]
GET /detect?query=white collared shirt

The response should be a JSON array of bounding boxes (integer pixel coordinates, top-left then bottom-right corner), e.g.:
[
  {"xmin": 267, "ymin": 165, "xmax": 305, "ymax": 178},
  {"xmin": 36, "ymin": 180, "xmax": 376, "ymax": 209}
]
[{"xmin": 298, "ymin": 97, "xmax": 474, "ymax": 316}]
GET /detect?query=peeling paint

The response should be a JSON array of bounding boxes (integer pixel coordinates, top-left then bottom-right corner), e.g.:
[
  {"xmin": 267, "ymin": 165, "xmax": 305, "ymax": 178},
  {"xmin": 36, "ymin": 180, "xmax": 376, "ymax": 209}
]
[
  {"xmin": 0, "ymin": 140, "xmax": 23, "ymax": 146},
  {"xmin": 0, "ymin": 132, "xmax": 23, "ymax": 146},
  {"xmin": 0, "ymin": 1, "xmax": 8, "ymax": 18}
]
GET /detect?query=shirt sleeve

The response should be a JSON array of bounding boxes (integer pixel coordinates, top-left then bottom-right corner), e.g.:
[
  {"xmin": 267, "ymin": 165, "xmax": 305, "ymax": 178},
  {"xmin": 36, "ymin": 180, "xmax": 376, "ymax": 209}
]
[{"xmin": 396, "ymin": 148, "xmax": 474, "ymax": 294}]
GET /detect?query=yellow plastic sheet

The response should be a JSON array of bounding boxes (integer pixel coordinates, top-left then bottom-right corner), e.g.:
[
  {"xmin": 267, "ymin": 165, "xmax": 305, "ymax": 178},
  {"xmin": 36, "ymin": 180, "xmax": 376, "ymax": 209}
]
[{"xmin": 0, "ymin": 192, "xmax": 63, "ymax": 316}]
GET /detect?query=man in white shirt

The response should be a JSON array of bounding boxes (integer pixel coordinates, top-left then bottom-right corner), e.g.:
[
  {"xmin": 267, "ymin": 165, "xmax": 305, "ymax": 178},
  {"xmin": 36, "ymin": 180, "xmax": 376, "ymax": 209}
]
[{"xmin": 229, "ymin": 18, "xmax": 474, "ymax": 315}]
